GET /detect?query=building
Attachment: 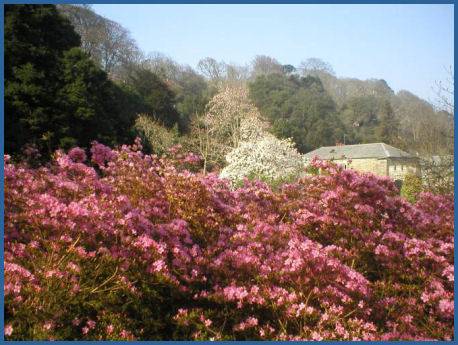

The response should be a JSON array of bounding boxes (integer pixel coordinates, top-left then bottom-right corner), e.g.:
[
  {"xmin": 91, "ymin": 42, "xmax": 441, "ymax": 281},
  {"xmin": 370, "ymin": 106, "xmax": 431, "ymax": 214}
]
[{"xmin": 304, "ymin": 143, "xmax": 421, "ymax": 182}]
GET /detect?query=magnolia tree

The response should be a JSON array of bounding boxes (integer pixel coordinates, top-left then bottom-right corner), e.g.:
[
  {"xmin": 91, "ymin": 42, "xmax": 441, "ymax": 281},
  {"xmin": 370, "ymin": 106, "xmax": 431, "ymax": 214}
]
[
  {"xmin": 220, "ymin": 116, "xmax": 305, "ymax": 185},
  {"xmin": 204, "ymin": 85, "xmax": 261, "ymax": 149},
  {"xmin": 190, "ymin": 86, "xmax": 263, "ymax": 172}
]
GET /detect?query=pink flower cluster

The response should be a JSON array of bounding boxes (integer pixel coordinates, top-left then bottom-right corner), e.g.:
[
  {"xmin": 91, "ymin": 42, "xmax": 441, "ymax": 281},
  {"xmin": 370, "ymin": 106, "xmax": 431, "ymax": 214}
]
[{"xmin": 4, "ymin": 140, "xmax": 454, "ymax": 340}]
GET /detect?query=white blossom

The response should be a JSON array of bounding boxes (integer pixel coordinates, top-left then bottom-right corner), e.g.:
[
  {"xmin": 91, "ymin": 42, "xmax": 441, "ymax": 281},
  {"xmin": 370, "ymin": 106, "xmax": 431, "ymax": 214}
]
[{"xmin": 220, "ymin": 131, "xmax": 304, "ymax": 185}]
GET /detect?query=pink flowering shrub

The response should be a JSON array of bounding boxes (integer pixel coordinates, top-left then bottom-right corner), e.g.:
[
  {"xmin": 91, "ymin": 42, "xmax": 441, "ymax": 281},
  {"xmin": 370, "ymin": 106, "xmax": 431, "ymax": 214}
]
[{"xmin": 4, "ymin": 141, "xmax": 454, "ymax": 340}]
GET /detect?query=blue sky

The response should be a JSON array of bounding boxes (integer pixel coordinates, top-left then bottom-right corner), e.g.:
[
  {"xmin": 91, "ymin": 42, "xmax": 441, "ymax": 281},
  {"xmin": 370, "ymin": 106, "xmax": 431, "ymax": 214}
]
[{"xmin": 92, "ymin": 4, "xmax": 453, "ymax": 102}]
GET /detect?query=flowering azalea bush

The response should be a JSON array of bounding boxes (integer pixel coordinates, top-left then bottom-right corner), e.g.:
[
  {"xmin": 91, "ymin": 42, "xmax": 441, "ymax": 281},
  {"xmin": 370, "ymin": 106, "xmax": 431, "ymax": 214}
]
[{"xmin": 4, "ymin": 140, "xmax": 454, "ymax": 340}]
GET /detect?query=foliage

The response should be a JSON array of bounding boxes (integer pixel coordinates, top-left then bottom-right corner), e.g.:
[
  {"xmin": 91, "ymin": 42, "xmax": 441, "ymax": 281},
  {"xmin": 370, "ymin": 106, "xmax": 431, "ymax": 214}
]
[
  {"xmin": 248, "ymin": 73, "xmax": 343, "ymax": 153},
  {"xmin": 134, "ymin": 115, "xmax": 180, "ymax": 155},
  {"xmin": 58, "ymin": 4, "xmax": 141, "ymax": 76},
  {"xmin": 138, "ymin": 53, "xmax": 213, "ymax": 131},
  {"xmin": 4, "ymin": 141, "xmax": 453, "ymax": 340},
  {"xmin": 5, "ymin": 4, "xmax": 80, "ymax": 155},
  {"xmin": 339, "ymin": 95, "xmax": 400, "ymax": 146},
  {"xmin": 172, "ymin": 67, "xmax": 212, "ymax": 132},
  {"xmin": 126, "ymin": 68, "xmax": 181, "ymax": 128},
  {"xmin": 187, "ymin": 86, "xmax": 263, "ymax": 173},
  {"xmin": 299, "ymin": 58, "xmax": 335, "ymax": 76},
  {"xmin": 400, "ymin": 173, "xmax": 423, "ymax": 203},
  {"xmin": 4, "ymin": 5, "xmax": 142, "ymax": 158},
  {"xmin": 393, "ymin": 90, "xmax": 453, "ymax": 156},
  {"xmin": 420, "ymin": 156, "xmax": 454, "ymax": 196},
  {"xmin": 251, "ymin": 55, "xmax": 283, "ymax": 77},
  {"xmin": 205, "ymin": 86, "xmax": 261, "ymax": 149}
]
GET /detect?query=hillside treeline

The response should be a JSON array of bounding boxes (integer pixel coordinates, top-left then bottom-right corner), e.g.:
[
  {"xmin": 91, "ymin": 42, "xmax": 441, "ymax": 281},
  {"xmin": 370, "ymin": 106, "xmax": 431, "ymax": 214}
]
[{"xmin": 5, "ymin": 4, "xmax": 453, "ymax": 162}]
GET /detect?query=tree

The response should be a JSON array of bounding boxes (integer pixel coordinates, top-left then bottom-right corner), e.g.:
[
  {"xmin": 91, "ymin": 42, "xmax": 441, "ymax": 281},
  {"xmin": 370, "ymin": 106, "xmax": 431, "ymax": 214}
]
[
  {"xmin": 5, "ymin": 4, "xmax": 81, "ymax": 155},
  {"xmin": 186, "ymin": 117, "xmax": 223, "ymax": 174},
  {"xmin": 58, "ymin": 4, "xmax": 141, "ymax": 77},
  {"xmin": 282, "ymin": 64, "xmax": 296, "ymax": 75},
  {"xmin": 220, "ymin": 116, "xmax": 304, "ymax": 187},
  {"xmin": 251, "ymin": 55, "xmax": 283, "ymax": 77},
  {"xmin": 339, "ymin": 95, "xmax": 400, "ymax": 146},
  {"xmin": 57, "ymin": 5, "xmax": 103, "ymax": 57},
  {"xmin": 5, "ymin": 5, "xmax": 142, "ymax": 157},
  {"xmin": 142, "ymin": 51, "xmax": 182, "ymax": 82},
  {"xmin": 224, "ymin": 63, "xmax": 250, "ymax": 86},
  {"xmin": 434, "ymin": 66, "xmax": 454, "ymax": 115},
  {"xmin": 57, "ymin": 48, "xmax": 127, "ymax": 149},
  {"xmin": 299, "ymin": 58, "xmax": 335, "ymax": 76},
  {"xmin": 187, "ymin": 86, "xmax": 263, "ymax": 173},
  {"xmin": 127, "ymin": 68, "xmax": 180, "ymax": 128},
  {"xmin": 388, "ymin": 89, "xmax": 452, "ymax": 155},
  {"xmin": 400, "ymin": 173, "xmax": 423, "ymax": 203},
  {"xmin": 432, "ymin": 67, "xmax": 454, "ymax": 155},
  {"xmin": 134, "ymin": 114, "xmax": 179, "ymax": 155},
  {"xmin": 173, "ymin": 67, "xmax": 211, "ymax": 131},
  {"xmin": 130, "ymin": 53, "xmax": 212, "ymax": 132},
  {"xmin": 204, "ymin": 86, "xmax": 261, "ymax": 150},
  {"xmin": 197, "ymin": 57, "xmax": 226, "ymax": 82},
  {"xmin": 249, "ymin": 74, "xmax": 342, "ymax": 153},
  {"xmin": 420, "ymin": 156, "xmax": 454, "ymax": 196},
  {"xmin": 373, "ymin": 99, "xmax": 399, "ymax": 144}
]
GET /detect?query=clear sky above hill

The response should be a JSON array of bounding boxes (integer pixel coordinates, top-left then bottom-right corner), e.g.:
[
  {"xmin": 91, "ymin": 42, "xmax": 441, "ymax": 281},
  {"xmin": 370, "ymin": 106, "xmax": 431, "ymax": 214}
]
[{"xmin": 92, "ymin": 4, "xmax": 453, "ymax": 103}]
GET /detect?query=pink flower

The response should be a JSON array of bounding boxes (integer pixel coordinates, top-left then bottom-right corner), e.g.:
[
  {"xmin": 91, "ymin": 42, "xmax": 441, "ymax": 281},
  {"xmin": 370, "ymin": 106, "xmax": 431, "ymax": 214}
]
[
  {"xmin": 90, "ymin": 141, "xmax": 116, "ymax": 166},
  {"xmin": 120, "ymin": 329, "xmax": 133, "ymax": 340},
  {"xmin": 44, "ymin": 270, "xmax": 64, "ymax": 279},
  {"xmin": 67, "ymin": 262, "xmax": 80, "ymax": 273},
  {"xmin": 4, "ymin": 324, "xmax": 13, "ymax": 336},
  {"xmin": 438, "ymin": 299, "xmax": 454, "ymax": 318},
  {"xmin": 68, "ymin": 147, "xmax": 87, "ymax": 163},
  {"xmin": 43, "ymin": 321, "xmax": 54, "ymax": 331},
  {"xmin": 149, "ymin": 260, "xmax": 166, "ymax": 273},
  {"xmin": 4, "ymin": 141, "xmax": 454, "ymax": 341}
]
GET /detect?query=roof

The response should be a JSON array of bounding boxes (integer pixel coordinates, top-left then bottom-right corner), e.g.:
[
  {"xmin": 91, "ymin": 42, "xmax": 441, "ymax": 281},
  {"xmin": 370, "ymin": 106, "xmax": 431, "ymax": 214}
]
[{"xmin": 304, "ymin": 143, "xmax": 416, "ymax": 160}]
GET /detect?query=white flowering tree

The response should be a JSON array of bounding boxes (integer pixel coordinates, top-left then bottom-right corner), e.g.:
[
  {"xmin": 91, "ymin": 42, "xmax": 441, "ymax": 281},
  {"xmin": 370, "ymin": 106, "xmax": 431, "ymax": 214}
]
[
  {"xmin": 191, "ymin": 85, "xmax": 306, "ymax": 183},
  {"xmin": 204, "ymin": 86, "xmax": 262, "ymax": 149},
  {"xmin": 220, "ymin": 116, "xmax": 305, "ymax": 186},
  {"xmin": 190, "ymin": 86, "xmax": 264, "ymax": 173}
]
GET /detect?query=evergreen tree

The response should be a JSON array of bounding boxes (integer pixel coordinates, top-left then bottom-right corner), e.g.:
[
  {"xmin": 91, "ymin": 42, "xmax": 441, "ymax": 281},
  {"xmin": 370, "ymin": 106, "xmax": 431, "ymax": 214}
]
[
  {"xmin": 5, "ymin": 4, "xmax": 80, "ymax": 154},
  {"xmin": 5, "ymin": 5, "xmax": 146, "ymax": 156}
]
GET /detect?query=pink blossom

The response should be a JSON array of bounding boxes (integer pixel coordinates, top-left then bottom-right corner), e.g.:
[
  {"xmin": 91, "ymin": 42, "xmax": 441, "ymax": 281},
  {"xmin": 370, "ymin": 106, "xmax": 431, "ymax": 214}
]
[
  {"xmin": 86, "ymin": 320, "xmax": 96, "ymax": 329},
  {"xmin": 106, "ymin": 325, "xmax": 114, "ymax": 334},
  {"xmin": 4, "ymin": 324, "xmax": 13, "ymax": 336},
  {"xmin": 43, "ymin": 321, "xmax": 54, "ymax": 331},
  {"xmin": 438, "ymin": 299, "xmax": 454, "ymax": 318},
  {"xmin": 4, "ymin": 142, "xmax": 453, "ymax": 341},
  {"xmin": 68, "ymin": 147, "xmax": 87, "ymax": 163}
]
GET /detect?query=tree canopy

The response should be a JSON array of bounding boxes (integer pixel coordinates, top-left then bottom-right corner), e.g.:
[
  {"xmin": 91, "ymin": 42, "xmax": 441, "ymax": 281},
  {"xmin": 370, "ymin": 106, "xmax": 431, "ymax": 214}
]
[
  {"xmin": 249, "ymin": 74, "xmax": 343, "ymax": 153},
  {"xmin": 5, "ymin": 5, "xmax": 181, "ymax": 157}
]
